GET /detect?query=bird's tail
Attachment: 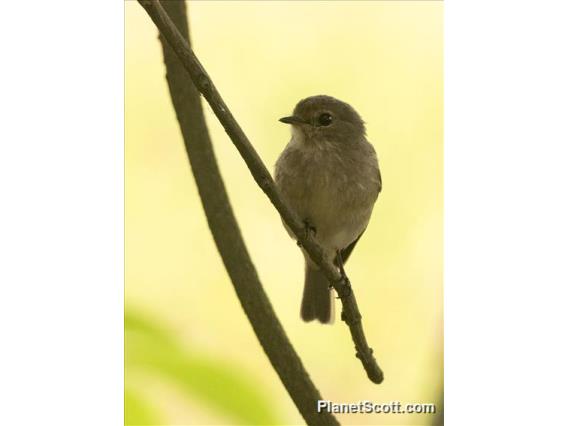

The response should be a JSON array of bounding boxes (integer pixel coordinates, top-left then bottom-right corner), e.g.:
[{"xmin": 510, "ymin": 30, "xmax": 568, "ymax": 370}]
[{"xmin": 301, "ymin": 263, "xmax": 334, "ymax": 324}]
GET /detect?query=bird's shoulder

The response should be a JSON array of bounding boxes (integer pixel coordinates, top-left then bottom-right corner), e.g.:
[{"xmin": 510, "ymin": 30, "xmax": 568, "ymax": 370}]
[{"xmin": 359, "ymin": 139, "xmax": 381, "ymax": 195}]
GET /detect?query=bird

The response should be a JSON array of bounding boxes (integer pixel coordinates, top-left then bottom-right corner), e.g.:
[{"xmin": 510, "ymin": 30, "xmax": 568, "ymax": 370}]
[{"xmin": 275, "ymin": 95, "xmax": 382, "ymax": 324}]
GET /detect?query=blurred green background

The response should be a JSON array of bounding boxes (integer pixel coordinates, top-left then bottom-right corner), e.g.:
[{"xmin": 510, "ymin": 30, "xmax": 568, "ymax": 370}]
[{"xmin": 125, "ymin": 1, "xmax": 442, "ymax": 425}]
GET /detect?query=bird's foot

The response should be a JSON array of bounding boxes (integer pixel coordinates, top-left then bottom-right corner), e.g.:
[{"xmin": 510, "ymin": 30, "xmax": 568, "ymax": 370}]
[
  {"xmin": 334, "ymin": 248, "xmax": 350, "ymax": 298},
  {"xmin": 296, "ymin": 220, "xmax": 317, "ymax": 247},
  {"xmin": 336, "ymin": 275, "xmax": 352, "ymax": 299}
]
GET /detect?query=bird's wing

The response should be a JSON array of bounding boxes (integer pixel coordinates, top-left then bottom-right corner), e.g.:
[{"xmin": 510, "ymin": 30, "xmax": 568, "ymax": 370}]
[
  {"xmin": 335, "ymin": 157, "xmax": 381, "ymax": 266},
  {"xmin": 377, "ymin": 161, "xmax": 382, "ymax": 194},
  {"xmin": 335, "ymin": 230, "xmax": 365, "ymax": 266}
]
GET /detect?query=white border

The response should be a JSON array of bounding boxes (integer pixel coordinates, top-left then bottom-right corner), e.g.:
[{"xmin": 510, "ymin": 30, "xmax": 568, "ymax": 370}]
[
  {"xmin": 446, "ymin": 0, "xmax": 568, "ymax": 424},
  {"xmin": 0, "ymin": 1, "xmax": 124, "ymax": 424},
  {"xmin": 1, "ymin": 0, "xmax": 568, "ymax": 424}
]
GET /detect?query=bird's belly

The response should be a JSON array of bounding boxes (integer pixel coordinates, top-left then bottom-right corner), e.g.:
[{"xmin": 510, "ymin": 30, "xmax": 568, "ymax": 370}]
[
  {"xmin": 313, "ymin": 202, "xmax": 372, "ymax": 250},
  {"xmin": 286, "ymin": 182, "xmax": 372, "ymax": 251},
  {"xmin": 276, "ymin": 141, "xmax": 379, "ymax": 252}
]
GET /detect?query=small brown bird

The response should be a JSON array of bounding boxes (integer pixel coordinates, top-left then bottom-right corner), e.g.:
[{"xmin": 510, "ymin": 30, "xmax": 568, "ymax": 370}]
[{"xmin": 275, "ymin": 95, "xmax": 381, "ymax": 324}]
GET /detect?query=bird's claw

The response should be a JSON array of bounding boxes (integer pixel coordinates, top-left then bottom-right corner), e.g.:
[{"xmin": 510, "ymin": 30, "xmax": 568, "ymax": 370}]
[
  {"xmin": 303, "ymin": 220, "xmax": 317, "ymax": 239},
  {"xmin": 336, "ymin": 276, "xmax": 352, "ymax": 299},
  {"xmin": 297, "ymin": 220, "xmax": 317, "ymax": 247}
]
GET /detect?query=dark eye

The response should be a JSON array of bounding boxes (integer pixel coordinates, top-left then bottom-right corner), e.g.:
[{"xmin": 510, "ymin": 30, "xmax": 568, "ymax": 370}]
[{"xmin": 317, "ymin": 113, "xmax": 333, "ymax": 126}]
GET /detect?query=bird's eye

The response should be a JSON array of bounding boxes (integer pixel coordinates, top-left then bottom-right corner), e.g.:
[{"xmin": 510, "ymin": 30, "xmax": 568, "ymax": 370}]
[{"xmin": 317, "ymin": 113, "xmax": 333, "ymax": 126}]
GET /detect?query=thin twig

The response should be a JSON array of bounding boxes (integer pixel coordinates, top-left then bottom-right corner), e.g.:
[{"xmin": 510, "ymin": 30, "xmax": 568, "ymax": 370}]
[
  {"xmin": 138, "ymin": 0, "xmax": 383, "ymax": 385},
  {"xmin": 149, "ymin": 1, "xmax": 339, "ymax": 424}
]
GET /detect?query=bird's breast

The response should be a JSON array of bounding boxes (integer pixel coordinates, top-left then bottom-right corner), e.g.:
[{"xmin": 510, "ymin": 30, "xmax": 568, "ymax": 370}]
[{"xmin": 275, "ymin": 139, "xmax": 379, "ymax": 250}]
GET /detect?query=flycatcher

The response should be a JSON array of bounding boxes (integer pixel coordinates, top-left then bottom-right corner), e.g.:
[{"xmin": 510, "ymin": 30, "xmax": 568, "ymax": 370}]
[{"xmin": 275, "ymin": 95, "xmax": 382, "ymax": 324}]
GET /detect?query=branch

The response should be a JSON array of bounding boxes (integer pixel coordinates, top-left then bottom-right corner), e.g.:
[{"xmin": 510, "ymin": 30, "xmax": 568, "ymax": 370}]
[
  {"xmin": 138, "ymin": 0, "xmax": 383, "ymax": 385},
  {"xmin": 147, "ymin": 1, "xmax": 338, "ymax": 425}
]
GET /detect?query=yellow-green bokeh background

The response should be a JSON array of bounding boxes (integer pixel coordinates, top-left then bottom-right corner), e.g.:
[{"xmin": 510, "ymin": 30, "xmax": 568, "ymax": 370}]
[{"xmin": 126, "ymin": 1, "xmax": 442, "ymax": 425}]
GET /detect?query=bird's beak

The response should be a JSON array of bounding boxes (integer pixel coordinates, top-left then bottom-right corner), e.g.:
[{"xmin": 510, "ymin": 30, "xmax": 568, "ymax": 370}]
[{"xmin": 279, "ymin": 115, "xmax": 306, "ymax": 125}]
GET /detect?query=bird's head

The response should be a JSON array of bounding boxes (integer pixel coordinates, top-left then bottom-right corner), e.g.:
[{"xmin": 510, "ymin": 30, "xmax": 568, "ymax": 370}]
[{"xmin": 279, "ymin": 95, "xmax": 366, "ymax": 144}]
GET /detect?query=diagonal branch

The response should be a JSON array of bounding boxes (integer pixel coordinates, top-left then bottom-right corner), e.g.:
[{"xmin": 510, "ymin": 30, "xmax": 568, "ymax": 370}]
[
  {"xmin": 150, "ymin": 2, "xmax": 338, "ymax": 425},
  {"xmin": 138, "ymin": 0, "xmax": 383, "ymax": 385}
]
